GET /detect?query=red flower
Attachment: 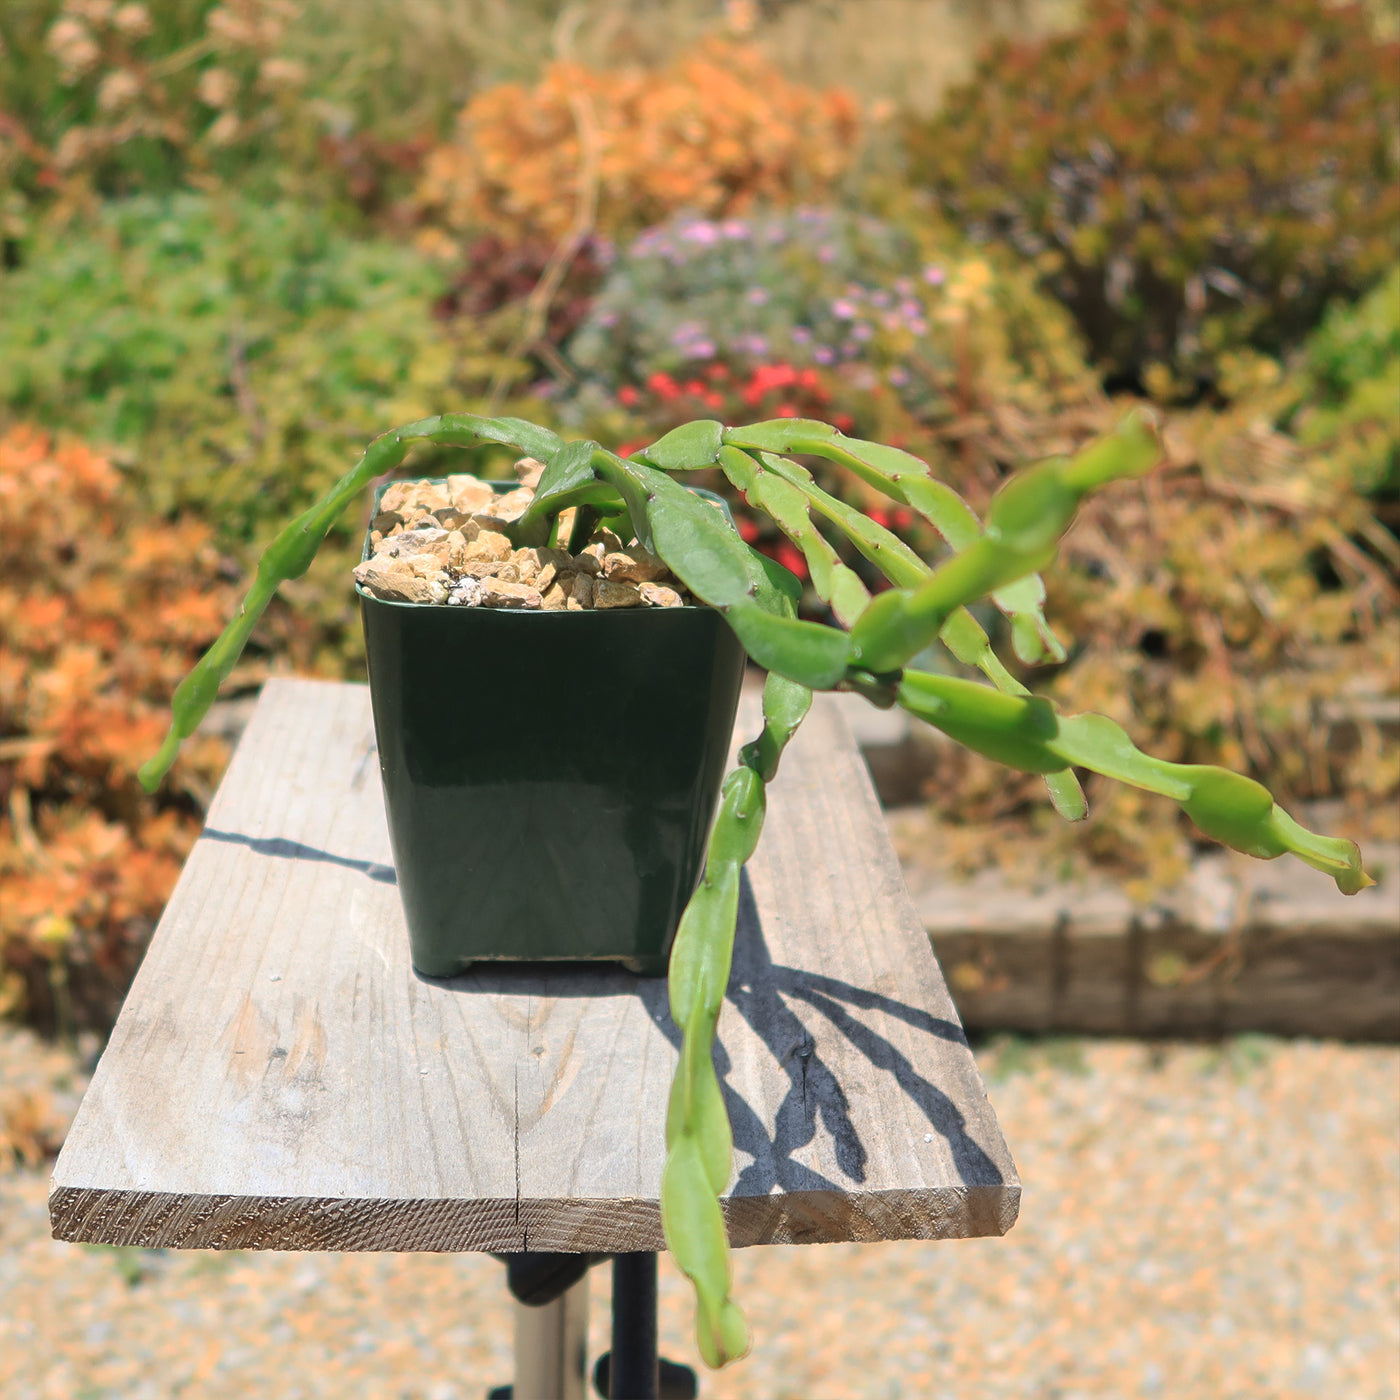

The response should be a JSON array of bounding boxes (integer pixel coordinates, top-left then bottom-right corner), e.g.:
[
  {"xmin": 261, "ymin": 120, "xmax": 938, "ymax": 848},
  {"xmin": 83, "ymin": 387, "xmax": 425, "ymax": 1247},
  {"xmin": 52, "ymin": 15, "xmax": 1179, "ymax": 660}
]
[
  {"xmin": 774, "ymin": 541, "xmax": 809, "ymax": 580},
  {"xmin": 646, "ymin": 371, "xmax": 680, "ymax": 401},
  {"xmin": 618, "ymin": 385, "xmax": 640, "ymax": 407}
]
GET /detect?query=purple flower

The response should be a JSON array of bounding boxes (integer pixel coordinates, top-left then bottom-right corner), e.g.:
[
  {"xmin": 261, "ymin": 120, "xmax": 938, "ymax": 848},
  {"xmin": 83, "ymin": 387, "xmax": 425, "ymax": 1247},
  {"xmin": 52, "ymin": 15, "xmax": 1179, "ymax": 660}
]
[
  {"xmin": 721, "ymin": 219, "xmax": 750, "ymax": 240},
  {"xmin": 670, "ymin": 321, "xmax": 716, "ymax": 359},
  {"xmin": 814, "ymin": 345, "xmax": 836, "ymax": 365},
  {"xmin": 596, "ymin": 310, "xmax": 619, "ymax": 329},
  {"xmin": 634, "ymin": 230, "xmax": 674, "ymax": 260},
  {"xmin": 735, "ymin": 333, "xmax": 770, "ymax": 357},
  {"xmin": 907, "ymin": 317, "xmax": 928, "ymax": 336},
  {"xmin": 852, "ymin": 323, "xmax": 873, "ymax": 342},
  {"xmin": 817, "ymin": 245, "xmax": 836, "ymax": 264},
  {"xmin": 670, "ymin": 320, "xmax": 706, "ymax": 348},
  {"xmin": 870, "ymin": 290, "xmax": 891, "ymax": 309},
  {"xmin": 746, "ymin": 287, "xmax": 770, "ymax": 307},
  {"xmin": 790, "ymin": 326, "xmax": 813, "ymax": 345},
  {"xmin": 899, "ymin": 299, "xmax": 923, "ymax": 321},
  {"xmin": 922, "ymin": 263, "xmax": 946, "ymax": 286},
  {"xmin": 680, "ymin": 220, "xmax": 721, "ymax": 246},
  {"xmin": 831, "ymin": 298, "xmax": 857, "ymax": 320},
  {"xmin": 888, "ymin": 366, "xmax": 910, "ymax": 387}
]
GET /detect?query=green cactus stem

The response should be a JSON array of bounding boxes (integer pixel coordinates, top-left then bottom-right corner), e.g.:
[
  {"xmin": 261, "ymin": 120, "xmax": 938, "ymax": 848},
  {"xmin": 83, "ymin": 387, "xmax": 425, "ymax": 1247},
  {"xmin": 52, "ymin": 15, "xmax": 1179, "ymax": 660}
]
[
  {"xmin": 661, "ymin": 671, "xmax": 812, "ymax": 1369},
  {"xmin": 896, "ymin": 670, "xmax": 1372, "ymax": 894},
  {"xmin": 137, "ymin": 413, "xmax": 560, "ymax": 792}
]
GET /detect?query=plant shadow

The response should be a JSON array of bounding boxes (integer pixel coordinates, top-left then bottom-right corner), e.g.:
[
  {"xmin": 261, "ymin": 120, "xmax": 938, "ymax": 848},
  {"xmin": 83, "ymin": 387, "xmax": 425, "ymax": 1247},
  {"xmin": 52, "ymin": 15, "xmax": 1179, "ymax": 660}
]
[
  {"xmin": 201, "ymin": 828, "xmax": 397, "ymax": 884},
  {"xmin": 708, "ymin": 870, "xmax": 1004, "ymax": 1194}
]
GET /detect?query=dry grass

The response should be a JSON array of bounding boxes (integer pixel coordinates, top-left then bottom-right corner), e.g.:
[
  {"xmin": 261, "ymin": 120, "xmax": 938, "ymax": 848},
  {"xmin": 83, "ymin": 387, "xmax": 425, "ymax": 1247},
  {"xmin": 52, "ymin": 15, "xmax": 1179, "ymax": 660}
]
[{"xmin": 288, "ymin": 0, "xmax": 1084, "ymax": 132}]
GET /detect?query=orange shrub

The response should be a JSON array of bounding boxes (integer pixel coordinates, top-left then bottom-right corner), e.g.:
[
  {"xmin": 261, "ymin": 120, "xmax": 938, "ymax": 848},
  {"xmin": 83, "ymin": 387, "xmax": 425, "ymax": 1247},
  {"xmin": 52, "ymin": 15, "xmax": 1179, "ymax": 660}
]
[
  {"xmin": 416, "ymin": 39, "xmax": 861, "ymax": 246},
  {"xmin": 0, "ymin": 426, "xmax": 239, "ymax": 1030}
]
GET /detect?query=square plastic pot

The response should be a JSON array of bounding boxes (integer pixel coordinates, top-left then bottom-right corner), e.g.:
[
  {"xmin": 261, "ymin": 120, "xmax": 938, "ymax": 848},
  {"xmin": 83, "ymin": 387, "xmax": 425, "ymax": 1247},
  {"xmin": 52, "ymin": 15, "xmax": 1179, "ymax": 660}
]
[{"xmin": 358, "ymin": 486, "xmax": 747, "ymax": 979}]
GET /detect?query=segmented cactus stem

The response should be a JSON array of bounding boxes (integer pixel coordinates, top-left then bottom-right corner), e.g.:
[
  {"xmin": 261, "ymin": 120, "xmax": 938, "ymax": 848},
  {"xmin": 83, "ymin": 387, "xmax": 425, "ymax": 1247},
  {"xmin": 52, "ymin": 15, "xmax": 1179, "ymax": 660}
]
[{"xmin": 660, "ymin": 672, "xmax": 812, "ymax": 1369}]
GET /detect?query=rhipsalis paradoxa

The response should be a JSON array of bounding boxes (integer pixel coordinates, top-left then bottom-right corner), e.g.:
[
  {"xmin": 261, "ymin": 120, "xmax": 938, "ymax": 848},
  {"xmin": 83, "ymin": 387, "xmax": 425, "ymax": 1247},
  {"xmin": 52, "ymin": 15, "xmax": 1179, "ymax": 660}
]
[{"xmin": 142, "ymin": 409, "xmax": 1372, "ymax": 1369}]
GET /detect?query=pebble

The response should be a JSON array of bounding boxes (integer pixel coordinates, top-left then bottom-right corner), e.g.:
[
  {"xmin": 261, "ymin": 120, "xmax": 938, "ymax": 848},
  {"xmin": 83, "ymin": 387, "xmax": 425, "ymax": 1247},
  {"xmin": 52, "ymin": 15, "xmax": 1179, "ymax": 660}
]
[
  {"xmin": 603, "ymin": 546, "xmax": 669, "ymax": 584},
  {"xmin": 514, "ymin": 457, "xmax": 547, "ymax": 489},
  {"xmin": 462, "ymin": 529, "xmax": 512, "ymax": 564},
  {"xmin": 446, "ymin": 474, "xmax": 496, "ymax": 515},
  {"xmin": 639, "ymin": 582, "xmax": 684, "ymax": 609},
  {"xmin": 476, "ymin": 579, "xmax": 541, "ymax": 609},
  {"xmin": 353, "ymin": 561, "xmax": 447, "ymax": 605},
  {"xmin": 594, "ymin": 579, "xmax": 644, "ymax": 609}
]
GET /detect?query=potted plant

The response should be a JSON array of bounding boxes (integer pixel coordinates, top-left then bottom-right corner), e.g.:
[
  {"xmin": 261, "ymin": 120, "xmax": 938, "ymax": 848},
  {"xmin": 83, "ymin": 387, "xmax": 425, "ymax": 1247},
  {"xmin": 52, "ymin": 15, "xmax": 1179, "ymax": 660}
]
[{"xmin": 139, "ymin": 409, "xmax": 1372, "ymax": 1370}]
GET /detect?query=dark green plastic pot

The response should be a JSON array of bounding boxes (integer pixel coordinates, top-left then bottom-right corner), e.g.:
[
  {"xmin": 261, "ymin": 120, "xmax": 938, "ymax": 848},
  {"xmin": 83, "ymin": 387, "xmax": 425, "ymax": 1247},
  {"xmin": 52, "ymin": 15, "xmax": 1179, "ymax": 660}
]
[{"xmin": 358, "ymin": 482, "xmax": 746, "ymax": 979}]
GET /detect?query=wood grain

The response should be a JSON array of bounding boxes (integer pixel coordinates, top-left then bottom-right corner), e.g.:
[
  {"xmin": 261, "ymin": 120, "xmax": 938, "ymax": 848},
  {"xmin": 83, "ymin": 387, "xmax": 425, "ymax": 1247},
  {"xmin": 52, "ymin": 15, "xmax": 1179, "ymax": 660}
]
[{"xmin": 50, "ymin": 678, "xmax": 1019, "ymax": 1252}]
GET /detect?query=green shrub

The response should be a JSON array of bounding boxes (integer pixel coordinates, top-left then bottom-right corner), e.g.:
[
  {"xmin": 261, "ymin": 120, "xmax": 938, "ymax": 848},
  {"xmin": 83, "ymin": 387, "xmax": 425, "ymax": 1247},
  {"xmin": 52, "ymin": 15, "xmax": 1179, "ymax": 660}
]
[
  {"xmin": 1293, "ymin": 265, "xmax": 1400, "ymax": 503},
  {"xmin": 0, "ymin": 192, "xmax": 511, "ymax": 672},
  {"xmin": 909, "ymin": 0, "xmax": 1400, "ymax": 381},
  {"xmin": 0, "ymin": 192, "xmax": 469, "ymax": 544}
]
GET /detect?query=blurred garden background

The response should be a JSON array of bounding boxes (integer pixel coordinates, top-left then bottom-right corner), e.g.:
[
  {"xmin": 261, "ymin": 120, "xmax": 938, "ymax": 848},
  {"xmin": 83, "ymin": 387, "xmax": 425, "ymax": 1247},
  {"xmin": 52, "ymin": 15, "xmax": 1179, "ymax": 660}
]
[{"xmin": 0, "ymin": 0, "xmax": 1397, "ymax": 1395}]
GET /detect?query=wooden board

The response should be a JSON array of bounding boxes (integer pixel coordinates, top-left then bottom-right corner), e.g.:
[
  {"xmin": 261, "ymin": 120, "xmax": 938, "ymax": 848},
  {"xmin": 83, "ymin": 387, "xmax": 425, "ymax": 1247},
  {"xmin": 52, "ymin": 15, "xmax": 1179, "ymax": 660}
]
[{"xmin": 50, "ymin": 678, "xmax": 1019, "ymax": 1253}]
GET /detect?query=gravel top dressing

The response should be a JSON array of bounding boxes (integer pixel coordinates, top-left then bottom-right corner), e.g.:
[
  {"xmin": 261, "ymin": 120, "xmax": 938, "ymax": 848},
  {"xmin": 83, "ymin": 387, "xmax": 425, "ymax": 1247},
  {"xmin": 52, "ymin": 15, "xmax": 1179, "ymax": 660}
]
[
  {"xmin": 353, "ymin": 462, "xmax": 690, "ymax": 612},
  {"xmin": 3, "ymin": 1026, "xmax": 1396, "ymax": 1399}
]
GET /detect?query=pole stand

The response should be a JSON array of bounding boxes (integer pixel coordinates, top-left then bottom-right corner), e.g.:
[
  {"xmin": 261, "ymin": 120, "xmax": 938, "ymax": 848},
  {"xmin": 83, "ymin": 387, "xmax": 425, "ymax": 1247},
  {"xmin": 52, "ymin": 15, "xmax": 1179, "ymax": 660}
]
[{"xmin": 487, "ymin": 1252, "xmax": 698, "ymax": 1400}]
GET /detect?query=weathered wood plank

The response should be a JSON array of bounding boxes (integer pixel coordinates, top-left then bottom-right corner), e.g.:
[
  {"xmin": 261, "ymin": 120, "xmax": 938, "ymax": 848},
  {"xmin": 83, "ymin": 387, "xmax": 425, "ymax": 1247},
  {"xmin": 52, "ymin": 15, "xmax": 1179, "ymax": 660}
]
[{"xmin": 50, "ymin": 678, "xmax": 1018, "ymax": 1252}]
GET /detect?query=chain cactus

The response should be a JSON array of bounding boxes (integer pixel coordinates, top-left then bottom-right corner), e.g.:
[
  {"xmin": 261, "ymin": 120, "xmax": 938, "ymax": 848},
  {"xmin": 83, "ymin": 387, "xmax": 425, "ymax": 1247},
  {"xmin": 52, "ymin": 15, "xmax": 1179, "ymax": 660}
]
[{"xmin": 140, "ymin": 410, "xmax": 1372, "ymax": 1369}]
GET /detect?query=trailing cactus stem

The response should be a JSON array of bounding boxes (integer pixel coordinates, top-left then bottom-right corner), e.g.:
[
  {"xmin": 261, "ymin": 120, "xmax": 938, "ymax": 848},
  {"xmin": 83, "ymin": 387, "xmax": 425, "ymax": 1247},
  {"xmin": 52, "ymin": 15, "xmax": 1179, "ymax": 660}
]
[
  {"xmin": 850, "ymin": 417, "xmax": 1161, "ymax": 674},
  {"xmin": 729, "ymin": 427, "xmax": 1066, "ymax": 661},
  {"xmin": 737, "ymin": 450, "xmax": 1083, "ymax": 813},
  {"xmin": 896, "ymin": 670, "xmax": 1372, "ymax": 894},
  {"xmin": 717, "ymin": 446, "xmax": 871, "ymax": 627},
  {"xmin": 755, "ymin": 452, "xmax": 928, "ymax": 585},
  {"xmin": 661, "ymin": 673, "xmax": 812, "ymax": 1369},
  {"xmin": 137, "ymin": 413, "xmax": 555, "ymax": 792}
]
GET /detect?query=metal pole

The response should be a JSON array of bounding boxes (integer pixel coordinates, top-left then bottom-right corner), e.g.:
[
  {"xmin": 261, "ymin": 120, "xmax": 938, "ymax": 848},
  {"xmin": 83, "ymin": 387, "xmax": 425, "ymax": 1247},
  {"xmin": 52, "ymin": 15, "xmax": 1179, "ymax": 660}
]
[
  {"xmin": 609, "ymin": 1252, "xmax": 659, "ymax": 1400},
  {"xmin": 511, "ymin": 1271, "xmax": 590, "ymax": 1400}
]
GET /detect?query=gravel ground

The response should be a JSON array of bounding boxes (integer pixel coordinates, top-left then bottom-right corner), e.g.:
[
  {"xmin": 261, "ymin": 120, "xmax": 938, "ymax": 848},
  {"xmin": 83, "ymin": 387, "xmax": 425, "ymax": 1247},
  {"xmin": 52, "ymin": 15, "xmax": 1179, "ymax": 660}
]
[{"xmin": 1, "ymin": 1027, "xmax": 1396, "ymax": 1400}]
